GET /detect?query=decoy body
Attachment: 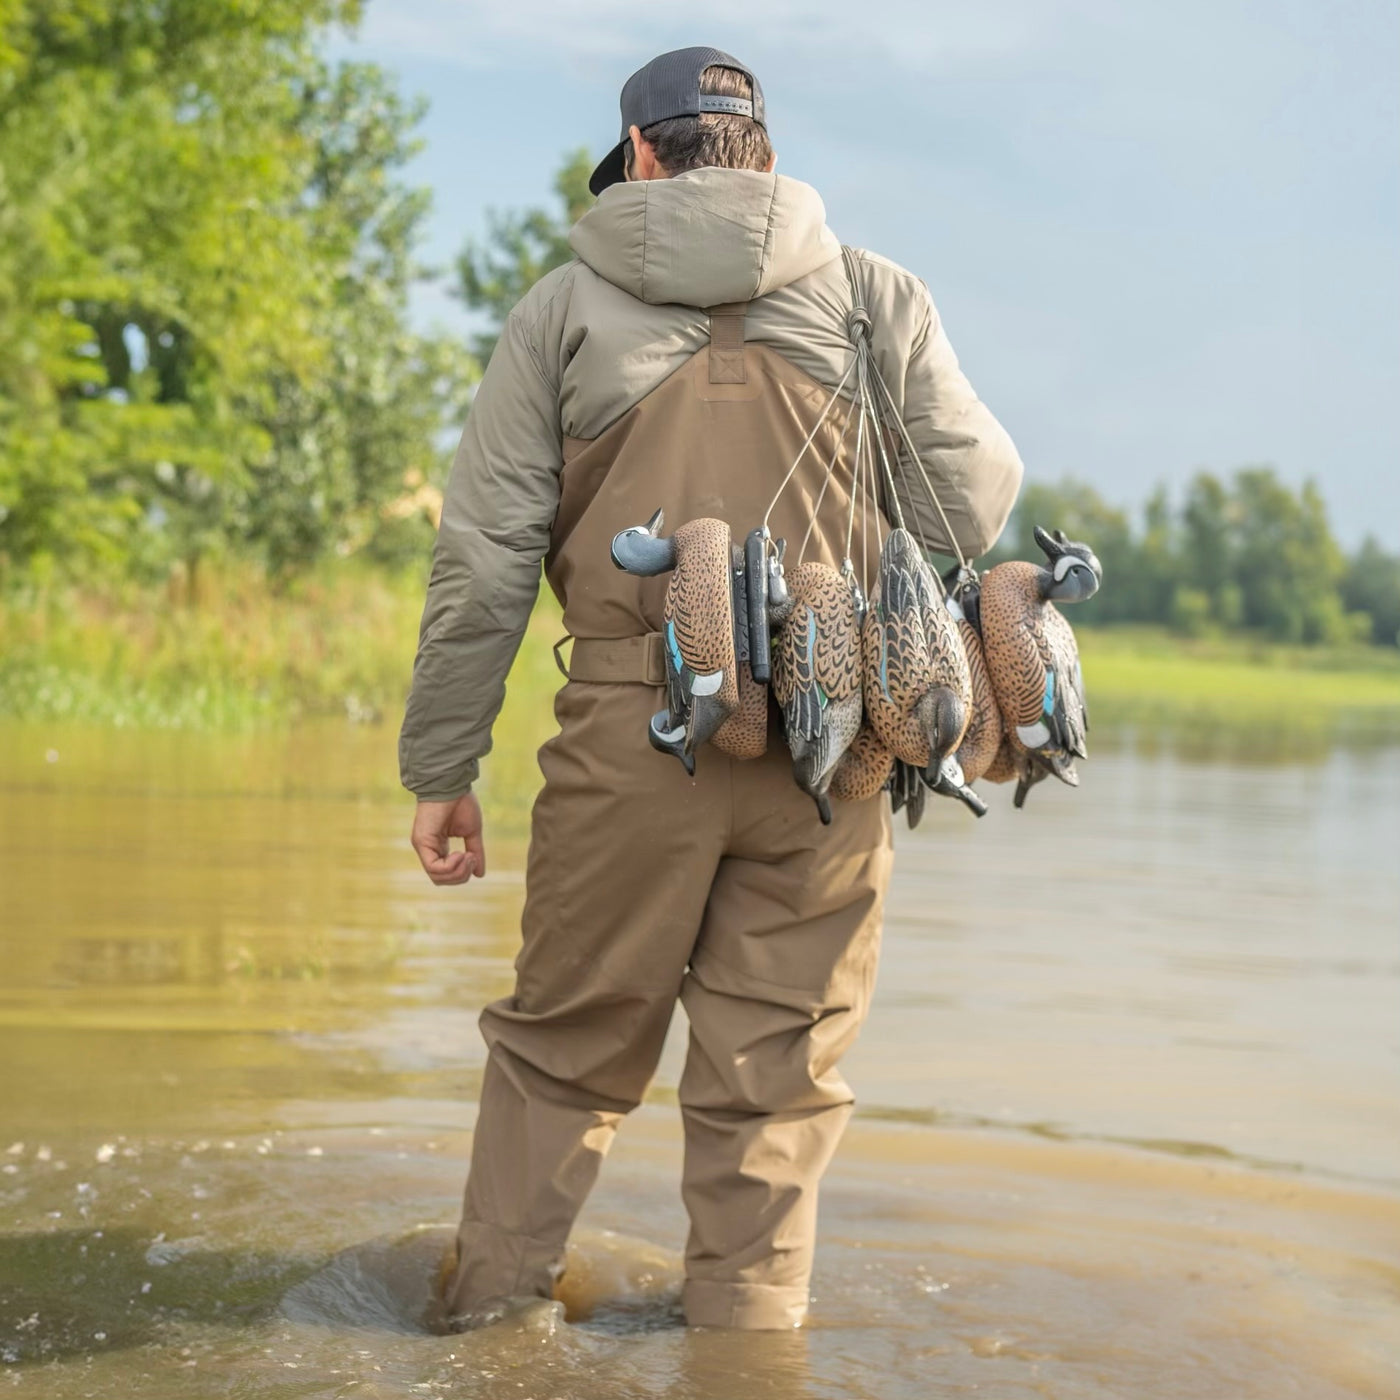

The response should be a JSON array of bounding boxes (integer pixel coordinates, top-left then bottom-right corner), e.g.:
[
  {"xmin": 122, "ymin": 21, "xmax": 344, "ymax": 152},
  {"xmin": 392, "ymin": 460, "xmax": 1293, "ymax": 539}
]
[
  {"xmin": 829, "ymin": 722, "xmax": 894, "ymax": 804},
  {"xmin": 611, "ymin": 509, "xmax": 740, "ymax": 774},
  {"xmin": 862, "ymin": 528, "xmax": 974, "ymax": 823},
  {"xmin": 770, "ymin": 561, "xmax": 864, "ymax": 824},
  {"xmin": 943, "ymin": 573, "xmax": 1005, "ymax": 784},
  {"xmin": 979, "ymin": 525, "xmax": 1101, "ymax": 807}
]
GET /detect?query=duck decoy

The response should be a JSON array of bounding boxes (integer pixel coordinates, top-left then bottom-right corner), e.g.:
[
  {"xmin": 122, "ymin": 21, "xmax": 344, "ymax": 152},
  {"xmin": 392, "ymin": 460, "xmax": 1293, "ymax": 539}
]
[
  {"xmin": 769, "ymin": 560, "xmax": 864, "ymax": 824},
  {"xmin": 611, "ymin": 509, "xmax": 739, "ymax": 774},
  {"xmin": 862, "ymin": 529, "xmax": 972, "ymax": 823},
  {"xmin": 979, "ymin": 525, "xmax": 1102, "ymax": 807}
]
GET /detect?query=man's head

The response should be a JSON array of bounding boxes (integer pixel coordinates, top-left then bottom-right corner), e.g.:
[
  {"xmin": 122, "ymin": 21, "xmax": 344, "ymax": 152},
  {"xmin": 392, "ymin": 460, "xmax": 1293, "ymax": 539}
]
[{"xmin": 589, "ymin": 47, "xmax": 775, "ymax": 195}]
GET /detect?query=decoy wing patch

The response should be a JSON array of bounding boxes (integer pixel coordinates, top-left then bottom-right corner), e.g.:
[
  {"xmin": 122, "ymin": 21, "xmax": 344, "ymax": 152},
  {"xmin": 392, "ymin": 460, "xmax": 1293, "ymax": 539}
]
[
  {"xmin": 1042, "ymin": 604, "xmax": 1088, "ymax": 759},
  {"xmin": 774, "ymin": 563, "xmax": 860, "ymax": 742}
]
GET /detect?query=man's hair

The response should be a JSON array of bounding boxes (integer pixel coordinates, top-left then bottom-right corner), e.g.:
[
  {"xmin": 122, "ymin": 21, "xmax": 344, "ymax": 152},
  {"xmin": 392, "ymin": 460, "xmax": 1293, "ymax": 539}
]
[{"xmin": 625, "ymin": 65, "xmax": 773, "ymax": 178}]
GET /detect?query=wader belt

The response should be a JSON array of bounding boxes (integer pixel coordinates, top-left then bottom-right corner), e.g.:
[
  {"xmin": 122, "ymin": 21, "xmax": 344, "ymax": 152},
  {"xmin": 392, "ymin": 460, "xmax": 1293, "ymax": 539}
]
[
  {"xmin": 707, "ymin": 302, "xmax": 748, "ymax": 384},
  {"xmin": 557, "ymin": 633, "xmax": 667, "ymax": 685}
]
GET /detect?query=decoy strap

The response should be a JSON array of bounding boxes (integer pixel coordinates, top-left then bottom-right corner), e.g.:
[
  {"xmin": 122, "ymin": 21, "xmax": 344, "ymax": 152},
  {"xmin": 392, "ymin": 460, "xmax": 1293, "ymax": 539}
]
[
  {"xmin": 706, "ymin": 302, "xmax": 748, "ymax": 384},
  {"xmin": 564, "ymin": 633, "xmax": 668, "ymax": 686}
]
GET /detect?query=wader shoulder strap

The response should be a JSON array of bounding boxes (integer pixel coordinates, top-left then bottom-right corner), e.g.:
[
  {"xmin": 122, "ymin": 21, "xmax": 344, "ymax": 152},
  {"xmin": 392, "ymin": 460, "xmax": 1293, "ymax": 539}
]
[{"xmin": 706, "ymin": 302, "xmax": 748, "ymax": 384}]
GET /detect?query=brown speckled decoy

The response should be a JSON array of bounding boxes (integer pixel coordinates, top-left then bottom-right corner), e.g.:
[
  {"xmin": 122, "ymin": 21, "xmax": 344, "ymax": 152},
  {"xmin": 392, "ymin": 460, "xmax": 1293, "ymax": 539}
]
[
  {"xmin": 862, "ymin": 528, "xmax": 972, "ymax": 823},
  {"xmin": 770, "ymin": 560, "xmax": 863, "ymax": 824},
  {"xmin": 979, "ymin": 526, "xmax": 1101, "ymax": 807},
  {"xmin": 611, "ymin": 509, "xmax": 739, "ymax": 774}
]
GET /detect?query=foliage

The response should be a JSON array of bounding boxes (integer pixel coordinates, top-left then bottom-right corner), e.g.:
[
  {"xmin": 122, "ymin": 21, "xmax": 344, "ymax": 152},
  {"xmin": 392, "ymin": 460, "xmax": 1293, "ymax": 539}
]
[
  {"xmin": 988, "ymin": 469, "xmax": 1395, "ymax": 647},
  {"xmin": 0, "ymin": 0, "xmax": 475, "ymax": 585},
  {"xmin": 1342, "ymin": 538, "xmax": 1400, "ymax": 648},
  {"xmin": 455, "ymin": 148, "xmax": 594, "ymax": 362}
]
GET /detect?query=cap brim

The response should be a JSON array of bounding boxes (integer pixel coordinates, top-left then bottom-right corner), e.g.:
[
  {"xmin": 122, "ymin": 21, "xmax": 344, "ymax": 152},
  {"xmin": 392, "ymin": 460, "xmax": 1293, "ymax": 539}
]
[{"xmin": 588, "ymin": 140, "xmax": 627, "ymax": 196}]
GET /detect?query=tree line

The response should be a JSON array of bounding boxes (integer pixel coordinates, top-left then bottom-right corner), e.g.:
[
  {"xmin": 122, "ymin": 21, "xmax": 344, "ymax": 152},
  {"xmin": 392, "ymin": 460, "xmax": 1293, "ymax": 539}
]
[
  {"xmin": 1, "ymin": 5, "xmax": 1395, "ymax": 647},
  {"xmin": 992, "ymin": 474, "xmax": 1400, "ymax": 648}
]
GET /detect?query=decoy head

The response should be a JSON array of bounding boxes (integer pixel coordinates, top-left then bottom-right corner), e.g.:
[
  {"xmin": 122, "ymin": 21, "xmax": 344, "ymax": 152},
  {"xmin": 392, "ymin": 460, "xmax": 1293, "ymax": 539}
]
[
  {"xmin": 913, "ymin": 686, "xmax": 967, "ymax": 766},
  {"xmin": 611, "ymin": 508, "xmax": 675, "ymax": 576},
  {"xmin": 647, "ymin": 708, "xmax": 695, "ymax": 776},
  {"xmin": 1033, "ymin": 526, "xmax": 1102, "ymax": 603}
]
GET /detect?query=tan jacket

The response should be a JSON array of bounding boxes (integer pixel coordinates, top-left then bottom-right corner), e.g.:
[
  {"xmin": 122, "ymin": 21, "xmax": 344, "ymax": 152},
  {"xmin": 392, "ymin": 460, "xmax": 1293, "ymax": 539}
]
[{"xmin": 400, "ymin": 168, "xmax": 1023, "ymax": 801}]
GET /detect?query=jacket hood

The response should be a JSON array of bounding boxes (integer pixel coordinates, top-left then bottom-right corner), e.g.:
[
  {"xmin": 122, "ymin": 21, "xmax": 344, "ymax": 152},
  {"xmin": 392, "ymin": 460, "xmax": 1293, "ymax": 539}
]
[{"xmin": 569, "ymin": 168, "xmax": 841, "ymax": 307}]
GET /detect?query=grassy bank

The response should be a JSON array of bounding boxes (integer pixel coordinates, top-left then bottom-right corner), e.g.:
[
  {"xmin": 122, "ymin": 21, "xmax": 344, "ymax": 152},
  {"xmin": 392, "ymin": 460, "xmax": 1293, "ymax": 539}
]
[
  {"xmin": 1078, "ymin": 627, "xmax": 1400, "ymax": 750},
  {"xmin": 4, "ymin": 570, "xmax": 1399, "ymax": 754}
]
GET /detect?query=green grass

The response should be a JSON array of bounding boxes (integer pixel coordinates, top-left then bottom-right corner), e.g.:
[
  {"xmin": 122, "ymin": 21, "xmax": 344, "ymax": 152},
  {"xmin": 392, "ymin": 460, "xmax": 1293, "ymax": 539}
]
[{"xmin": 1079, "ymin": 626, "xmax": 1400, "ymax": 753}]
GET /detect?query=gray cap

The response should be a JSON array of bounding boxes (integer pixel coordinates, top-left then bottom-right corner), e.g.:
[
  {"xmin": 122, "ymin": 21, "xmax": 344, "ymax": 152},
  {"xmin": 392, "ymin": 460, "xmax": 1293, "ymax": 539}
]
[{"xmin": 589, "ymin": 46, "xmax": 767, "ymax": 196}]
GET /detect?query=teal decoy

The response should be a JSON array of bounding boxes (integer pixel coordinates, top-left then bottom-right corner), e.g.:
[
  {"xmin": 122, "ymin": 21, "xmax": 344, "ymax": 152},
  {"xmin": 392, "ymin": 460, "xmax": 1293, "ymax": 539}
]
[
  {"xmin": 979, "ymin": 526, "xmax": 1102, "ymax": 807},
  {"xmin": 611, "ymin": 509, "xmax": 739, "ymax": 774},
  {"xmin": 770, "ymin": 560, "xmax": 864, "ymax": 824}
]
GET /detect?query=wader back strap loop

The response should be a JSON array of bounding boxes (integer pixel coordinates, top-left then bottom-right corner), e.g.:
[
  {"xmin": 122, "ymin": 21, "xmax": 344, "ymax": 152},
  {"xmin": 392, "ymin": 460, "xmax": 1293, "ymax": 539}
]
[
  {"xmin": 566, "ymin": 633, "xmax": 667, "ymax": 686},
  {"xmin": 706, "ymin": 302, "xmax": 748, "ymax": 384}
]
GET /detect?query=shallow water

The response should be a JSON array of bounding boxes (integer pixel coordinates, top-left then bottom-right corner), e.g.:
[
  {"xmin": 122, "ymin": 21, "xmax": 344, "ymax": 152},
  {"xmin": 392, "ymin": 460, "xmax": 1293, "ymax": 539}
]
[{"xmin": 1, "ymin": 720, "xmax": 1398, "ymax": 1398}]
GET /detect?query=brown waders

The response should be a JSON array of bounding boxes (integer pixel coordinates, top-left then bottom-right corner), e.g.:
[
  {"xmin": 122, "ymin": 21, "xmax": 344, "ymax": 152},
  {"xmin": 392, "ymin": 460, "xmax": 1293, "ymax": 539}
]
[{"xmin": 445, "ymin": 312, "xmax": 895, "ymax": 1330}]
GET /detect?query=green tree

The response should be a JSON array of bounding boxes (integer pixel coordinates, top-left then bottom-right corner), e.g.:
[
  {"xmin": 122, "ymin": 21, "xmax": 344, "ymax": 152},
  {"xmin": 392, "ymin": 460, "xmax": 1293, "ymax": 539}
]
[
  {"xmin": 456, "ymin": 148, "xmax": 594, "ymax": 362},
  {"xmin": 1230, "ymin": 468, "xmax": 1358, "ymax": 644},
  {"xmin": 1343, "ymin": 537, "xmax": 1400, "ymax": 648},
  {"xmin": 0, "ymin": 0, "xmax": 475, "ymax": 586}
]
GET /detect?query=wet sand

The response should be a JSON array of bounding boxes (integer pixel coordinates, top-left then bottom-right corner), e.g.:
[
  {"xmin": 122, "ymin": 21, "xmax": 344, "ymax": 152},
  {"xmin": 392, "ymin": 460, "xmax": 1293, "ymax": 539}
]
[{"xmin": 1, "ymin": 722, "xmax": 1397, "ymax": 1396}]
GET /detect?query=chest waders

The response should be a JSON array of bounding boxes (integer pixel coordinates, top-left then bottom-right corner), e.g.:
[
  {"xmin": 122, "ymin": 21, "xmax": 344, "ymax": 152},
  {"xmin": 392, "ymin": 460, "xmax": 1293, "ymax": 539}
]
[{"xmin": 445, "ymin": 298, "xmax": 895, "ymax": 1331}]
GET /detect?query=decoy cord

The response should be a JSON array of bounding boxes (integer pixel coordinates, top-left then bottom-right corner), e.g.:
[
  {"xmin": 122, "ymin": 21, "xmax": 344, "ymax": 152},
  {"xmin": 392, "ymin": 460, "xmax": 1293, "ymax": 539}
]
[
  {"xmin": 864, "ymin": 351, "xmax": 971, "ymax": 573},
  {"xmin": 761, "ymin": 355, "xmax": 858, "ymax": 536},
  {"xmin": 796, "ymin": 395, "xmax": 859, "ymax": 565}
]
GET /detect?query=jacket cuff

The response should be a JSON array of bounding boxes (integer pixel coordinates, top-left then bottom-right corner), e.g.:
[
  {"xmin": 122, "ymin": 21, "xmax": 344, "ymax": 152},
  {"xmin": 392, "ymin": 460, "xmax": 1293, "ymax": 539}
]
[
  {"xmin": 414, "ymin": 784, "xmax": 473, "ymax": 804},
  {"xmin": 403, "ymin": 753, "xmax": 480, "ymax": 803}
]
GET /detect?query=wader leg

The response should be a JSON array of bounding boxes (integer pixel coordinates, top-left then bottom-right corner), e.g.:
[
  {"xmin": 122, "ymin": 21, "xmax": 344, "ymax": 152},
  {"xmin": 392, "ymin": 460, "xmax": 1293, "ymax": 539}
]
[
  {"xmin": 444, "ymin": 682, "xmax": 729, "ymax": 1321},
  {"xmin": 677, "ymin": 776, "xmax": 893, "ymax": 1329}
]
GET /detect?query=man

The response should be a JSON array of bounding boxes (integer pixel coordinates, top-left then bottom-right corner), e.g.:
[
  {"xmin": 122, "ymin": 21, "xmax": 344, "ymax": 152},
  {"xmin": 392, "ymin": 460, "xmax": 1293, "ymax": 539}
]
[{"xmin": 400, "ymin": 46, "xmax": 1022, "ymax": 1331}]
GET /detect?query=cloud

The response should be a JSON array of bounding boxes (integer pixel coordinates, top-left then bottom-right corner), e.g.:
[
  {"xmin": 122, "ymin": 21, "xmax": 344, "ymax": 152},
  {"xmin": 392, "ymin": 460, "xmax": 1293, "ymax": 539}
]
[{"xmin": 350, "ymin": 0, "xmax": 1038, "ymax": 77}]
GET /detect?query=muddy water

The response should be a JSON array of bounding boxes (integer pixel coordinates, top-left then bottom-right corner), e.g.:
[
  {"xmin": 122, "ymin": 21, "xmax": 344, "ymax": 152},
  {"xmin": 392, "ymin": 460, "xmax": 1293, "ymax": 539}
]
[{"xmin": 1, "ymin": 720, "xmax": 1397, "ymax": 1398}]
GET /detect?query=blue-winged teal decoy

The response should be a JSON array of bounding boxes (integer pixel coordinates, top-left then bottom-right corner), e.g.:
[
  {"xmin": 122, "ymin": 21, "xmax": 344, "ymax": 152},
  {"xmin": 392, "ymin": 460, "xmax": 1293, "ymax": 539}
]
[
  {"xmin": 862, "ymin": 528, "xmax": 973, "ymax": 824},
  {"xmin": 770, "ymin": 561, "xmax": 864, "ymax": 824},
  {"xmin": 611, "ymin": 509, "xmax": 740, "ymax": 774},
  {"xmin": 979, "ymin": 526, "xmax": 1101, "ymax": 807}
]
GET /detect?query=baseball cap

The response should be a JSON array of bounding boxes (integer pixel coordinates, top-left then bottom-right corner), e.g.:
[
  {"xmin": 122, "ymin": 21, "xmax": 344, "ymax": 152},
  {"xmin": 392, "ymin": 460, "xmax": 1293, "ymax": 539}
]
[{"xmin": 588, "ymin": 46, "xmax": 767, "ymax": 197}]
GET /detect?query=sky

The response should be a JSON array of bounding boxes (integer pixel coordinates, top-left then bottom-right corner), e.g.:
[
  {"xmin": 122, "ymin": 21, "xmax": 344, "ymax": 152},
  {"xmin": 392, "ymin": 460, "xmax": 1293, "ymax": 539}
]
[{"xmin": 330, "ymin": 0, "xmax": 1400, "ymax": 546}]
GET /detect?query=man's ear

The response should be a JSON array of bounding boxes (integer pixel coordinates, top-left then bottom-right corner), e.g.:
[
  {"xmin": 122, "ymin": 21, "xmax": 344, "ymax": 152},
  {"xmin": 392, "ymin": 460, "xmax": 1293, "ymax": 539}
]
[
  {"xmin": 764, "ymin": 150, "xmax": 776, "ymax": 173},
  {"xmin": 628, "ymin": 123, "xmax": 665, "ymax": 180}
]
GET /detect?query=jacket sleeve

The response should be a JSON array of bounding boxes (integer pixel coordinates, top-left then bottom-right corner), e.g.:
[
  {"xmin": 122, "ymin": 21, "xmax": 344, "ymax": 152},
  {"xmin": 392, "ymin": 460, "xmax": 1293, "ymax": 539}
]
[
  {"xmin": 398, "ymin": 294, "xmax": 565, "ymax": 802},
  {"xmin": 872, "ymin": 269, "xmax": 1024, "ymax": 559}
]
